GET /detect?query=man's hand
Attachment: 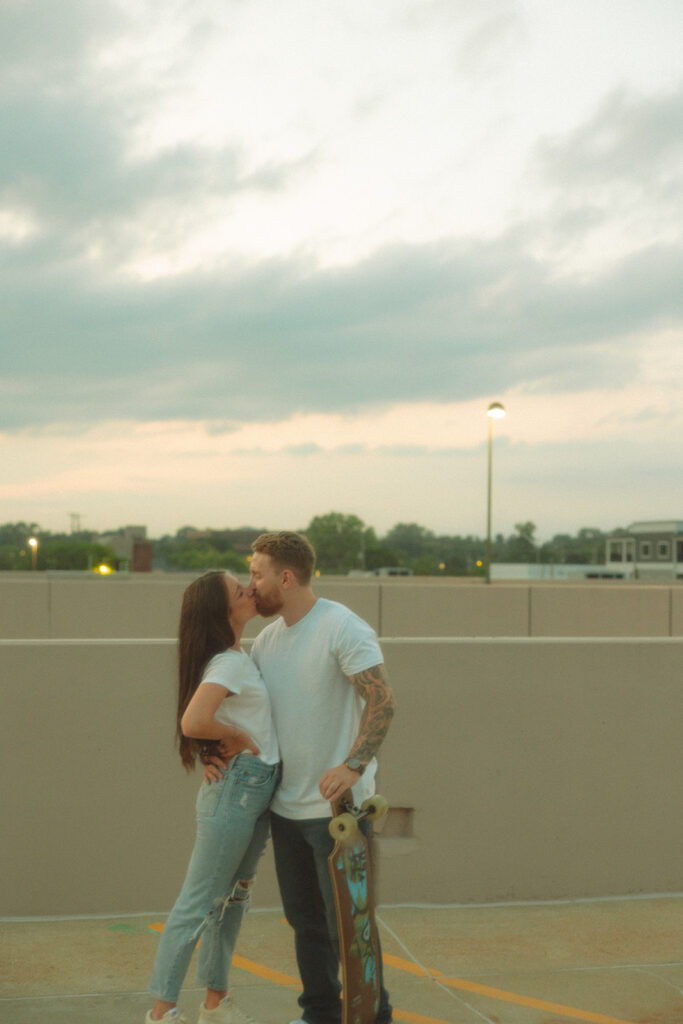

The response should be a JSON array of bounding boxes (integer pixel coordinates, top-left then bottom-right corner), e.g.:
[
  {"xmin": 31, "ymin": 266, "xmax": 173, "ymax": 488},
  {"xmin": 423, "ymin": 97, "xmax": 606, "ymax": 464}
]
[
  {"xmin": 318, "ymin": 763, "xmax": 360, "ymax": 803},
  {"xmin": 199, "ymin": 730, "xmax": 260, "ymax": 784}
]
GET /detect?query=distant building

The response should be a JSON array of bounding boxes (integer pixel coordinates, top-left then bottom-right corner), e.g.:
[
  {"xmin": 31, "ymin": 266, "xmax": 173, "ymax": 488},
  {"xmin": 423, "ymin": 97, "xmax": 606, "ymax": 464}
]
[
  {"xmin": 176, "ymin": 527, "xmax": 265, "ymax": 554},
  {"xmin": 492, "ymin": 521, "xmax": 683, "ymax": 581},
  {"xmin": 178, "ymin": 528, "xmax": 213, "ymax": 541},
  {"xmin": 605, "ymin": 521, "xmax": 683, "ymax": 580},
  {"xmin": 97, "ymin": 525, "xmax": 152, "ymax": 572},
  {"xmin": 490, "ymin": 563, "xmax": 623, "ymax": 581}
]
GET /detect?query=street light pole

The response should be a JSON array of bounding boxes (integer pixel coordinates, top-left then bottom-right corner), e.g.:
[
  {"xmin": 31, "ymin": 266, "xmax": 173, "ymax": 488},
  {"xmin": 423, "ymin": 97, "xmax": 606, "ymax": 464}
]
[
  {"xmin": 485, "ymin": 402, "xmax": 506, "ymax": 584},
  {"xmin": 28, "ymin": 536, "xmax": 38, "ymax": 571}
]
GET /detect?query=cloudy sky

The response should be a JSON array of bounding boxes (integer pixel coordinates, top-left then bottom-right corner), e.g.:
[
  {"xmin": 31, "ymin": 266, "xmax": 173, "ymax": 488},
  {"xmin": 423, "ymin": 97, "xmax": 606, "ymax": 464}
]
[{"xmin": 1, "ymin": 0, "xmax": 681, "ymax": 542}]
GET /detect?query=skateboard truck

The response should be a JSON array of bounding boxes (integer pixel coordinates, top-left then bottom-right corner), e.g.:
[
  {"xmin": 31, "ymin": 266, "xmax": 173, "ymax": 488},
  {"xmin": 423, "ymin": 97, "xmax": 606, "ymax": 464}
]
[{"xmin": 329, "ymin": 794, "xmax": 389, "ymax": 840}]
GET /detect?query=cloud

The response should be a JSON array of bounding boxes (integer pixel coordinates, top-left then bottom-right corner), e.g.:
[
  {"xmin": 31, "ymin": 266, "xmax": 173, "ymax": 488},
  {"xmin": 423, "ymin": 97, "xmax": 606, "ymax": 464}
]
[
  {"xmin": 538, "ymin": 85, "xmax": 683, "ymax": 192},
  {"xmin": 528, "ymin": 85, "xmax": 683, "ymax": 272},
  {"xmin": 456, "ymin": 7, "xmax": 525, "ymax": 78},
  {"xmin": 0, "ymin": 0, "xmax": 121, "ymax": 78},
  {"xmin": 0, "ymin": 0, "xmax": 316, "ymax": 268},
  {"xmin": 0, "ymin": 4, "xmax": 680, "ymax": 440},
  {"xmin": 1, "ymin": 228, "xmax": 681, "ymax": 430},
  {"xmin": 0, "ymin": 88, "xmax": 311, "ymax": 243},
  {"xmin": 282, "ymin": 443, "xmax": 323, "ymax": 456}
]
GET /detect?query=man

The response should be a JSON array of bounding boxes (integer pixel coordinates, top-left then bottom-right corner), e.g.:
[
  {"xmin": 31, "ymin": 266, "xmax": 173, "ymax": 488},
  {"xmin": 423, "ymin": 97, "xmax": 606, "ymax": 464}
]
[{"xmin": 248, "ymin": 531, "xmax": 395, "ymax": 1024}]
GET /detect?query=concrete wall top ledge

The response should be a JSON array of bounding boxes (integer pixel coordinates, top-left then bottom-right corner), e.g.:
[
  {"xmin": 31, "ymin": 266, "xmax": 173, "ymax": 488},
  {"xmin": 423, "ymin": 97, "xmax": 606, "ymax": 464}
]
[
  {"xmin": 379, "ymin": 636, "xmax": 683, "ymax": 646},
  {"xmin": 2, "ymin": 636, "xmax": 682, "ymax": 648},
  {"xmin": 0, "ymin": 637, "xmax": 175, "ymax": 647}
]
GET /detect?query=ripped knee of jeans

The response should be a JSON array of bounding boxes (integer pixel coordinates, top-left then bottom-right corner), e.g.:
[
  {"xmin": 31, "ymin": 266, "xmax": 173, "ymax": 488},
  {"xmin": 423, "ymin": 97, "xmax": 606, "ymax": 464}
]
[
  {"xmin": 192, "ymin": 878, "xmax": 256, "ymax": 940},
  {"xmin": 230, "ymin": 878, "xmax": 254, "ymax": 903},
  {"xmin": 217, "ymin": 877, "xmax": 255, "ymax": 920}
]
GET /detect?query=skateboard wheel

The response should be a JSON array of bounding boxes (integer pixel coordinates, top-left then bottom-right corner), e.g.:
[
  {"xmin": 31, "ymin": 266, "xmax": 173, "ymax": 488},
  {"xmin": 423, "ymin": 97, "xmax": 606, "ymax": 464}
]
[
  {"xmin": 329, "ymin": 812, "xmax": 359, "ymax": 840},
  {"xmin": 361, "ymin": 795, "xmax": 389, "ymax": 821}
]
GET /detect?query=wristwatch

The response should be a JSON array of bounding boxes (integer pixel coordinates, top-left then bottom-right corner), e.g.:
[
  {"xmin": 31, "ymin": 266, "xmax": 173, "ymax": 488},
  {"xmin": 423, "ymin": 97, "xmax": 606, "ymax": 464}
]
[{"xmin": 345, "ymin": 757, "xmax": 366, "ymax": 776}]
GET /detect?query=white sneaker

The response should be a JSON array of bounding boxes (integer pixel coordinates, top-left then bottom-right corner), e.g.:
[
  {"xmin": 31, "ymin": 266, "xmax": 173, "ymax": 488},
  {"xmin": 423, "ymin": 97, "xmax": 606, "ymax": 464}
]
[
  {"xmin": 145, "ymin": 1011, "xmax": 186, "ymax": 1023},
  {"xmin": 198, "ymin": 996, "xmax": 261, "ymax": 1024}
]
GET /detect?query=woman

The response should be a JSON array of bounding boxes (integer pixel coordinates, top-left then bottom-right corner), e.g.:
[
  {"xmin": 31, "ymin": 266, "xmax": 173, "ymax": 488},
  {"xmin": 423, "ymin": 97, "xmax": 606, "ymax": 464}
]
[{"xmin": 146, "ymin": 570, "xmax": 281, "ymax": 1024}]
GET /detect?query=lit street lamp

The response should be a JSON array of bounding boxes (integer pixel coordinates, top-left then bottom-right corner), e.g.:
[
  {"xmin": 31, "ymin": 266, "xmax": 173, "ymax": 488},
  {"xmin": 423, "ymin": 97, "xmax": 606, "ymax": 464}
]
[
  {"xmin": 28, "ymin": 536, "xmax": 38, "ymax": 571},
  {"xmin": 485, "ymin": 402, "xmax": 506, "ymax": 584}
]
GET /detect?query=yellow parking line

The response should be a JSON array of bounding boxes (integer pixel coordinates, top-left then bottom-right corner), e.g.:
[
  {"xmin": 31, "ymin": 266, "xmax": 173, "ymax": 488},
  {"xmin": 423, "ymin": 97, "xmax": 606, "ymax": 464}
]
[
  {"xmin": 383, "ymin": 953, "xmax": 636, "ymax": 1024},
  {"xmin": 383, "ymin": 953, "xmax": 442, "ymax": 978},
  {"xmin": 231, "ymin": 954, "xmax": 299, "ymax": 987}
]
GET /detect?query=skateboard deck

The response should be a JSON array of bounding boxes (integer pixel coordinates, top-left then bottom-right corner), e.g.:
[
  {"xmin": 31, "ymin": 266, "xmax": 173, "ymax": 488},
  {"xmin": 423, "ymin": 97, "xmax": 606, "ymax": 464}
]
[{"xmin": 327, "ymin": 791, "xmax": 388, "ymax": 1024}]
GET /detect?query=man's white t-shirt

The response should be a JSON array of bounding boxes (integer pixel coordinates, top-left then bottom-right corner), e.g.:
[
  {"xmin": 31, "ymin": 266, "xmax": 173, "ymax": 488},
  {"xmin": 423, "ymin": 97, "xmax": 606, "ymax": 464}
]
[
  {"xmin": 201, "ymin": 649, "xmax": 280, "ymax": 766},
  {"xmin": 250, "ymin": 598, "xmax": 383, "ymax": 819}
]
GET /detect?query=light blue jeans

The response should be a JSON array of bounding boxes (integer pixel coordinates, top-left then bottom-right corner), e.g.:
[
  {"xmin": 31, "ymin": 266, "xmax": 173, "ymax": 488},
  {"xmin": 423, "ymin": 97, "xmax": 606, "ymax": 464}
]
[{"xmin": 149, "ymin": 753, "xmax": 281, "ymax": 1002}]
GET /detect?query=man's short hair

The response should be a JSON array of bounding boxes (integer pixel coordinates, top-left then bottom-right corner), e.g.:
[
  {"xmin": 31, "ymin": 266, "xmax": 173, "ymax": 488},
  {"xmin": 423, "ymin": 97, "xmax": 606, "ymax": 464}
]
[{"xmin": 251, "ymin": 531, "xmax": 316, "ymax": 585}]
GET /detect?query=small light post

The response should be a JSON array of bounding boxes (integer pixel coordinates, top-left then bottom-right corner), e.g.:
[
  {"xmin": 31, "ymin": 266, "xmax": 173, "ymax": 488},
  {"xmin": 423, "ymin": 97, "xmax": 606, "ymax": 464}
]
[
  {"xmin": 485, "ymin": 402, "xmax": 506, "ymax": 584},
  {"xmin": 28, "ymin": 536, "xmax": 38, "ymax": 571}
]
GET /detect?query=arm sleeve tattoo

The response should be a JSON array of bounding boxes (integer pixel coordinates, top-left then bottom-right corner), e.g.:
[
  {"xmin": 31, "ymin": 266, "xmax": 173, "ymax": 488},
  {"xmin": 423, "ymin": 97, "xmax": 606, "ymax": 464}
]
[{"xmin": 346, "ymin": 663, "xmax": 396, "ymax": 766}]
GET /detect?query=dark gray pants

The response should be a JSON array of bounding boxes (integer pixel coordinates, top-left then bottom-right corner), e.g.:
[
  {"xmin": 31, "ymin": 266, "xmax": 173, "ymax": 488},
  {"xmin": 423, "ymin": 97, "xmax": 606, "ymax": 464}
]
[{"xmin": 270, "ymin": 810, "xmax": 392, "ymax": 1024}]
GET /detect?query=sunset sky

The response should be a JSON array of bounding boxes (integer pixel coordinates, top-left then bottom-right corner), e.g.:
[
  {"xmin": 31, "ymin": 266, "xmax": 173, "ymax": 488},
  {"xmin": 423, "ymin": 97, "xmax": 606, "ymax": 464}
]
[{"xmin": 1, "ymin": 0, "xmax": 681, "ymax": 542}]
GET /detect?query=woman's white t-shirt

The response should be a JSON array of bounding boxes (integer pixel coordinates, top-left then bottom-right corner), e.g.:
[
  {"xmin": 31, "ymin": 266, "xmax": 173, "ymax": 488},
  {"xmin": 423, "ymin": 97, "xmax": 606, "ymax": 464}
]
[{"xmin": 200, "ymin": 649, "xmax": 280, "ymax": 766}]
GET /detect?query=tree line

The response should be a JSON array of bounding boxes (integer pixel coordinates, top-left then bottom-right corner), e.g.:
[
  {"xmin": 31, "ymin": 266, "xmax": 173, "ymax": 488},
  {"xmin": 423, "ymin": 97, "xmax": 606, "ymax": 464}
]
[
  {"xmin": 0, "ymin": 517, "xmax": 624, "ymax": 574},
  {"xmin": 0, "ymin": 522, "xmax": 117, "ymax": 572},
  {"xmin": 302, "ymin": 514, "xmax": 620, "ymax": 575}
]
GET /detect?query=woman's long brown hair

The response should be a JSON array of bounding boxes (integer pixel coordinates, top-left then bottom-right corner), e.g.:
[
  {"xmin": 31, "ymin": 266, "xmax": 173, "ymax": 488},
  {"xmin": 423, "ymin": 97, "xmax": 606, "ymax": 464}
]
[{"xmin": 176, "ymin": 569, "xmax": 235, "ymax": 771}]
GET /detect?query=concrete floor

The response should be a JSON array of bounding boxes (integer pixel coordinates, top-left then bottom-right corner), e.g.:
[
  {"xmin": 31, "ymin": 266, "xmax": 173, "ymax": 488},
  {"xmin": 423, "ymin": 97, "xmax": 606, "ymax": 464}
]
[{"xmin": 2, "ymin": 896, "xmax": 683, "ymax": 1024}]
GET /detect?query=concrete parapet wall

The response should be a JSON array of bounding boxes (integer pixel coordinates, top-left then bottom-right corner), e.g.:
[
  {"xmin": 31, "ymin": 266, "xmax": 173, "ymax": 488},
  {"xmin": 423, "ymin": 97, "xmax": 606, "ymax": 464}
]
[
  {"xmin": 528, "ymin": 585, "xmax": 672, "ymax": 637},
  {"xmin": 1, "ymin": 574, "xmax": 682, "ymax": 639},
  {"xmin": 0, "ymin": 576, "xmax": 381, "ymax": 640},
  {"xmin": 0, "ymin": 577, "xmax": 51, "ymax": 639},
  {"xmin": 2, "ymin": 636, "xmax": 682, "ymax": 916},
  {"xmin": 672, "ymin": 587, "xmax": 683, "ymax": 636},
  {"xmin": 379, "ymin": 582, "xmax": 680, "ymax": 637},
  {"xmin": 380, "ymin": 583, "xmax": 530, "ymax": 636},
  {"xmin": 380, "ymin": 637, "xmax": 683, "ymax": 903}
]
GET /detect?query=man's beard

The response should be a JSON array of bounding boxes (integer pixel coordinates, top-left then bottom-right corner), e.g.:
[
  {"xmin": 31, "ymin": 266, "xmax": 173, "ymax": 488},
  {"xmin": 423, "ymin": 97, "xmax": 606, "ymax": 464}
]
[{"xmin": 254, "ymin": 589, "xmax": 284, "ymax": 617}]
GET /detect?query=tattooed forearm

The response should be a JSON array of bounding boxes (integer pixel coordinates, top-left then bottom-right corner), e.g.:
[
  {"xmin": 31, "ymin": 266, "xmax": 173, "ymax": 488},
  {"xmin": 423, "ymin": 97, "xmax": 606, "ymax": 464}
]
[{"xmin": 347, "ymin": 663, "xmax": 396, "ymax": 765}]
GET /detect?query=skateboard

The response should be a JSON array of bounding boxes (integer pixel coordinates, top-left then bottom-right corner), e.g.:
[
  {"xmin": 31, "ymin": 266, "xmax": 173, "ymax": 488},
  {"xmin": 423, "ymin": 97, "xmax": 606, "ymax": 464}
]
[{"xmin": 327, "ymin": 790, "xmax": 389, "ymax": 1024}]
